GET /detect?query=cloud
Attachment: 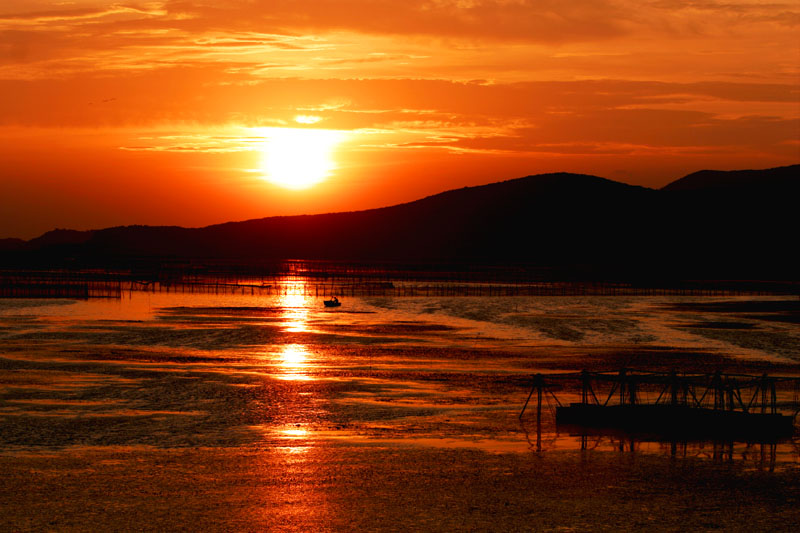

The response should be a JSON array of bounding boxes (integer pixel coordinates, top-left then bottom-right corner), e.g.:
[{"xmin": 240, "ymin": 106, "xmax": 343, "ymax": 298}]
[
  {"xmin": 0, "ymin": 4, "xmax": 166, "ymax": 25},
  {"xmin": 1, "ymin": 0, "xmax": 797, "ymax": 86},
  {"xmin": 1, "ymin": 74, "xmax": 796, "ymax": 126},
  {"xmin": 0, "ymin": 1, "xmax": 796, "ymax": 186},
  {"xmin": 11, "ymin": 72, "xmax": 796, "ymax": 166}
]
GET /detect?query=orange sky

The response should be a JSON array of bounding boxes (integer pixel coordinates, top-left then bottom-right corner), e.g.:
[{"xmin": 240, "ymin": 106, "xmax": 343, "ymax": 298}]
[{"xmin": 1, "ymin": 0, "xmax": 798, "ymax": 239}]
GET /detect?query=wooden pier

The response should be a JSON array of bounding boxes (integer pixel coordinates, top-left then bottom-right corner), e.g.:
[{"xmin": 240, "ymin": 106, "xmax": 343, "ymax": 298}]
[{"xmin": 521, "ymin": 370, "xmax": 800, "ymax": 441}]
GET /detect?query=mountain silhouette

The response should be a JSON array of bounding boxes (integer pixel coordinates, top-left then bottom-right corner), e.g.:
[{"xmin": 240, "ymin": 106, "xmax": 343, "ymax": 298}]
[
  {"xmin": 662, "ymin": 165, "xmax": 799, "ymax": 195},
  {"xmin": 3, "ymin": 165, "xmax": 797, "ymax": 280}
]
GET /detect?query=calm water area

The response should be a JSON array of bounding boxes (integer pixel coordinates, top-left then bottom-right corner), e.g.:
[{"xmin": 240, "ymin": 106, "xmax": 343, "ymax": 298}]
[{"xmin": 1, "ymin": 288, "xmax": 799, "ymax": 530}]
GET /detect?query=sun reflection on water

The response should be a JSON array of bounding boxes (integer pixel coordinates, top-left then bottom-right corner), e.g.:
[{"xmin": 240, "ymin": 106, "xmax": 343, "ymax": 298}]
[
  {"xmin": 276, "ymin": 282, "xmax": 311, "ymax": 332},
  {"xmin": 278, "ymin": 344, "xmax": 313, "ymax": 381},
  {"xmin": 280, "ymin": 427, "xmax": 309, "ymax": 438}
]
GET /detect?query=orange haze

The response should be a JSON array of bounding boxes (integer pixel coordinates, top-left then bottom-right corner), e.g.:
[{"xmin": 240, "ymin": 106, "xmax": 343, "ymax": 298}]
[{"xmin": 1, "ymin": 1, "xmax": 798, "ymax": 238}]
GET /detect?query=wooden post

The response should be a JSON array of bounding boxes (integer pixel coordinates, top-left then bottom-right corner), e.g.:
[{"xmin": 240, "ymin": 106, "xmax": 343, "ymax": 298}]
[
  {"xmin": 518, "ymin": 374, "xmax": 545, "ymax": 421},
  {"xmin": 670, "ymin": 371, "xmax": 678, "ymax": 406},
  {"xmin": 537, "ymin": 382, "xmax": 543, "ymax": 422},
  {"xmin": 581, "ymin": 370, "xmax": 589, "ymax": 404},
  {"xmin": 770, "ymin": 378, "xmax": 777, "ymax": 414},
  {"xmin": 727, "ymin": 378, "xmax": 735, "ymax": 411},
  {"xmin": 712, "ymin": 371, "xmax": 723, "ymax": 410}
]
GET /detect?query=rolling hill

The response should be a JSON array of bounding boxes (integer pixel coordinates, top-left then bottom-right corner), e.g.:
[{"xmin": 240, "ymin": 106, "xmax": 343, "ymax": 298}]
[{"xmin": 3, "ymin": 165, "xmax": 797, "ymax": 280}]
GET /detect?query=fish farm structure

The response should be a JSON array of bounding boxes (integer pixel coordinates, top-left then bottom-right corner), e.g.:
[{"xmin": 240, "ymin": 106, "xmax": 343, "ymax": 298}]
[{"xmin": 520, "ymin": 370, "xmax": 800, "ymax": 441}]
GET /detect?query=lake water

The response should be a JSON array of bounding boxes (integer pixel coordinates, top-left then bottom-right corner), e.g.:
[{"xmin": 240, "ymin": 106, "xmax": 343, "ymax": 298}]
[{"xmin": 1, "ymin": 291, "xmax": 799, "ymax": 530}]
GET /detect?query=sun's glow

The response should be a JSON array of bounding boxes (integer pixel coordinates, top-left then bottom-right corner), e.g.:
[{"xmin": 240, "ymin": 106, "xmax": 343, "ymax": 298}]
[
  {"xmin": 258, "ymin": 127, "xmax": 345, "ymax": 189},
  {"xmin": 294, "ymin": 115, "xmax": 321, "ymax": 124}
]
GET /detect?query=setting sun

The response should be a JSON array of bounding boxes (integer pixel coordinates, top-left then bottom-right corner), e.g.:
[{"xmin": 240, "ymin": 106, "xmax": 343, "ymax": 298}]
[{"xmin": 259, "ymin": 128, "xmax": 345, "ymax": 190}]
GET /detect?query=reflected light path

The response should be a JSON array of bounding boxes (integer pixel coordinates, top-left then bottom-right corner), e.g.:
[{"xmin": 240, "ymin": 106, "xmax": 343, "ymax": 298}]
[
  {"xmin": 274, "ymin": 281, "xmax": 315, "ymax": 381},
  {"xmin": 276, "ymin": 282, "xmax": 311, "ymax": 333},
  {"xmin": 278, "ymin": 344, "xmax": 312, "ymax": 381},
  {"xmin": 258, "ymin": 281, "xmax": 326, "ymax": 524},
  {"xmin": 280, "ymin": 428, "xmax": 309, "ymax": 438},
  {"xmin": 276, "ymin": 427, "xmax": 311, "ymax": 455}
]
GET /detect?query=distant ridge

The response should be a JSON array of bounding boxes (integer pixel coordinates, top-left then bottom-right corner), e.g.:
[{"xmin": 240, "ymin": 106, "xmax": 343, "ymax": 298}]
[
  {"xmin": 0, "ymin": 238, "xmax": 25, "ymax": 253},
  {"xmin": 27, "ymin": 229, "xmax": 94, "ymax": 248},
  {"xmin": 662, "ymin": 164, "xmax": 799, "ymax": 194},
  {"xmin": 2, "ymin": 165, "xmax": 798, "ymax": 280}
]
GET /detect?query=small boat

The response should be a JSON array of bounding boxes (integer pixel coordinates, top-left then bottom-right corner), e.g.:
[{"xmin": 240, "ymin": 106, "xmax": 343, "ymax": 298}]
[{"xmin": 323, "ymin": 297, "xmax": 341, "ymax": 308}]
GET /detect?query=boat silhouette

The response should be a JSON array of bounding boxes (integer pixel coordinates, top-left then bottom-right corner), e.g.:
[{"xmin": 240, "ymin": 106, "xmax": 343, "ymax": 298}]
[{"xmin": 324, "ymin": 296, "xmax": 341, "ymax": 308}]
